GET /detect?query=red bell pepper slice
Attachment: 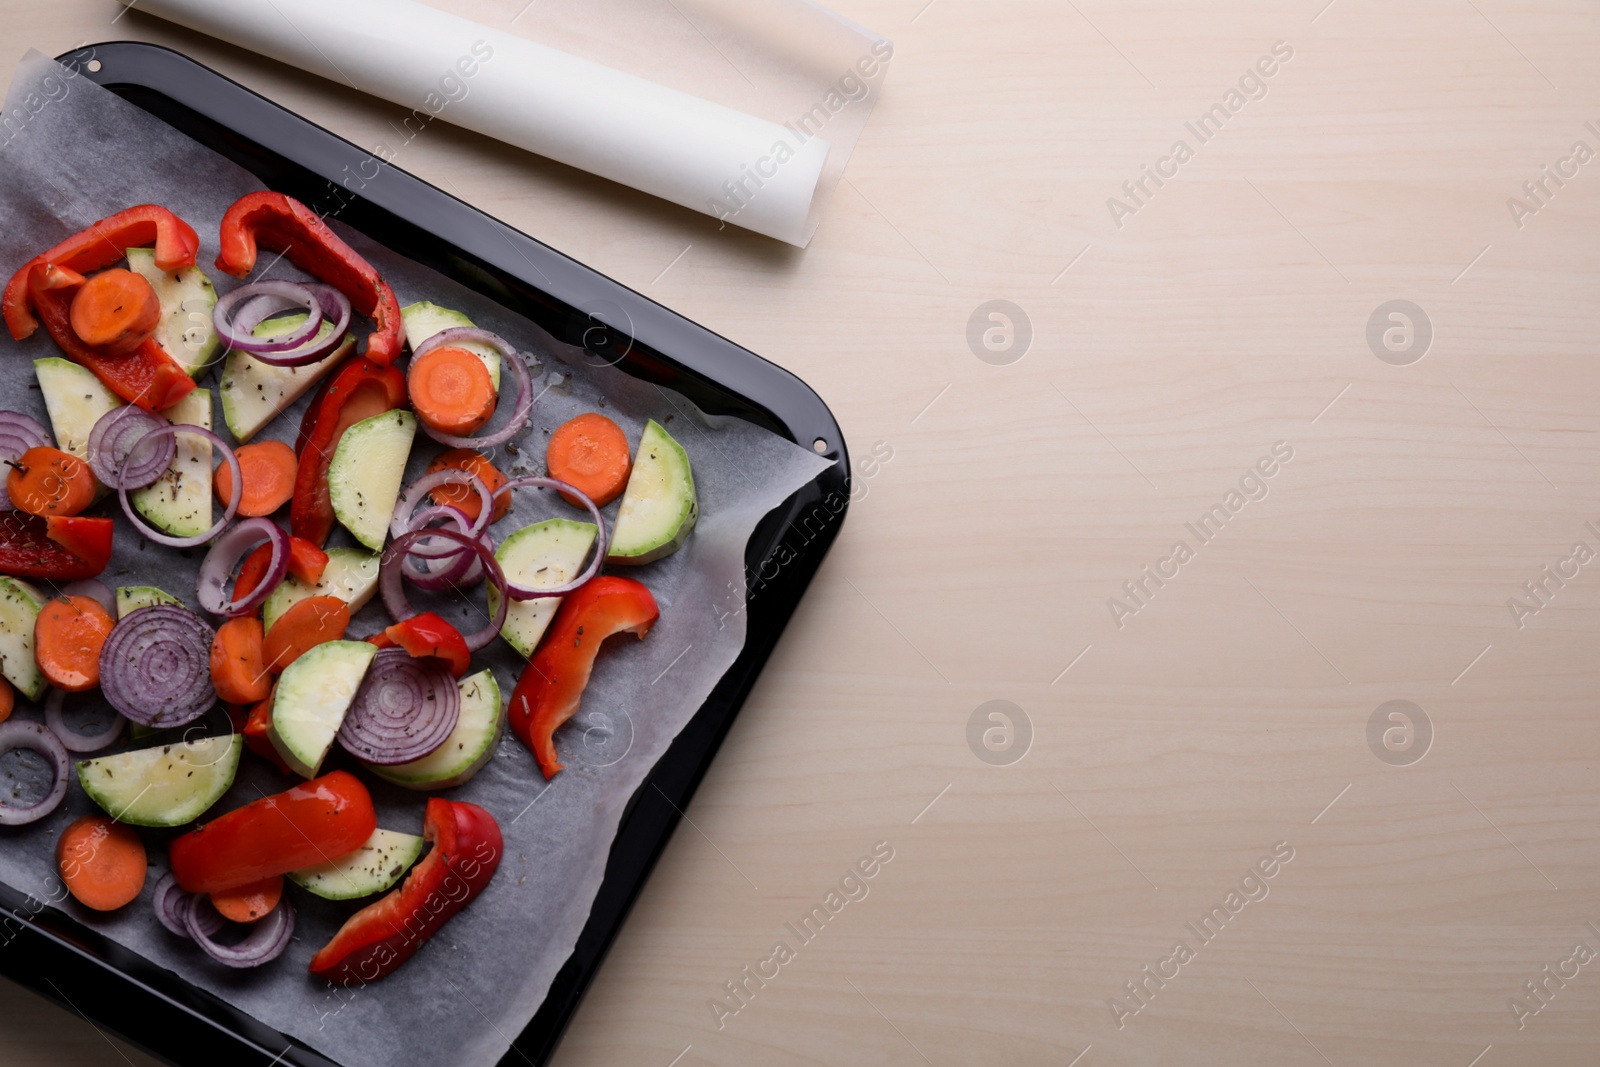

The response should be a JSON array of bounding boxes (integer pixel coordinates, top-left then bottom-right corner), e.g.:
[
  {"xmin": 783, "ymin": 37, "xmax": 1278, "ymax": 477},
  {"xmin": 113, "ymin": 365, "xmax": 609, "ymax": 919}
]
[
  {"xmin": 243, "ymin": 697, "xmax": 296, "ymax": 776},
  {"xmin": 4, "ymin": 204, "xmax": 200, "ymax": 341},
  {"xmin": 383, "ymin": 612, "xmax": 471, "ymax": 678},
  {"xmin": 0, "ymin": 513, "xmax": 112, "ymax": 581},
  {"xmin": 509, "ymin": 576, "xmax": 659, "ymax": 779},
  {"xmin": 290, "ymin": 357, "xmax": 407, "ymax": 546},
  {"xmin": 234, "ymin": 535, "xmax": 329, "ymax": 607},
  {"xmin": 26, "ymin": 264, "xmax": 195, "ymax": 412},
  {"xmin": 169, "ymin": 770, "xmax": 376, "ymax": 894},
  {"xmin": 309, "ymin": 798, "xmax": 501, "ymax": 986},
  {"xmin": 215, "ymin": 191, "xmax": 405, "ymax": 366}
]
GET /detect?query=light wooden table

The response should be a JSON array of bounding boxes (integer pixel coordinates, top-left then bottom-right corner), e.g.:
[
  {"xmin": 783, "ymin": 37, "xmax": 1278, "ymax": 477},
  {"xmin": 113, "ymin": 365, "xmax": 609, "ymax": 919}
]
[{"xmin": 5, "ymin": 1, "xmax": 1600, "ymax": 1064}]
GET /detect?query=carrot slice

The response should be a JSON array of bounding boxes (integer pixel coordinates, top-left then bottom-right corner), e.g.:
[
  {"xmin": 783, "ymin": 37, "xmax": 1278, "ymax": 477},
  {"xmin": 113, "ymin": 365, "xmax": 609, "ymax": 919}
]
[
  {"xmin": 57, "ymin": 815, "xmax": 147, "ymax": 912},
  {"xmin": 408, "ymin": 346, "xmax": 496, "ymax": 436},
  {"xmin": 7, "ymin": 446, "xmax": 96, "ymax": 517},
  {"xmin": 213, "ymin": 440, "xmax": 297, "ymax": 518},
  {"xmin": 210, "ymin": 874, "xmax": 283, "ymax": 923},
  {"xmin": 286, "ymin": 537, "xmax": 329, "ymax": 585},
  {"xmin": 426, "ymin": 448, "xmax": 509, "ymax": 523},
  {"xmin": 546, "ymin": 413, "xmax": 632, "ymax": 507},
  {"xmin": 210, "ymin": 616, "xmax": 272, "ymax": 704},
  {"xmin": 67, "ymin": 267, "xmax": 160, "ymax": 355},
  {"xmin": 0, "ymin": 675, "xmax": 12, "ymax": 724},
  {"xmin": 34, "ymin": 594, "xmax": 114, "ymax": 692},
  {"xmin": 262, "ymin": 595, "xmax": 349, "ymax": 672}
]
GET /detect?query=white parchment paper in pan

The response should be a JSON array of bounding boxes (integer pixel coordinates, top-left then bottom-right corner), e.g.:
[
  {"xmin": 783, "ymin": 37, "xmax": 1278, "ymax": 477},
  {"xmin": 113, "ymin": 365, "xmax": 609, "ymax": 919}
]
[{"xmin": 0, "ymin": 50, "xmax": 828, "ymax": 1067}]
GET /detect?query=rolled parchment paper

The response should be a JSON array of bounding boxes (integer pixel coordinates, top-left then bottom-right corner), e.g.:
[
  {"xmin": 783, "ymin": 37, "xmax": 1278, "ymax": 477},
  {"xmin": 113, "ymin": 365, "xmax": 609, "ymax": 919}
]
[{"xmin": 121, "ymin": 0, "xmax": 836, "ymax": 245}]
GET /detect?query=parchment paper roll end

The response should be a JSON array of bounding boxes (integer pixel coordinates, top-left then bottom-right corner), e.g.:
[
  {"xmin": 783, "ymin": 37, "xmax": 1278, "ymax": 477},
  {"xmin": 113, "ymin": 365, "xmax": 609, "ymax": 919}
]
[{"xmin": 121, "ymin": 0, "xmax": 868, "ymax": 247}]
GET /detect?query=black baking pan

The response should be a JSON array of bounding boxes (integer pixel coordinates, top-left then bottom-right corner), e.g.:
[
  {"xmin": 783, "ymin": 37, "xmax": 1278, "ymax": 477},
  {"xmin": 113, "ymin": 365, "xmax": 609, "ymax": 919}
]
[{"xmin": 0, "ymin": 41, "xmax": 848, "ymax": 1067}]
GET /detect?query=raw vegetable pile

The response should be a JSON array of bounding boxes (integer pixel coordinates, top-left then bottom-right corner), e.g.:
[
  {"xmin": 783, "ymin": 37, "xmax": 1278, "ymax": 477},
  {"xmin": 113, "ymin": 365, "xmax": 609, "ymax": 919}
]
[{"xmin": 0, "ymin": 195, "xmax": 699, "ymax": 983}]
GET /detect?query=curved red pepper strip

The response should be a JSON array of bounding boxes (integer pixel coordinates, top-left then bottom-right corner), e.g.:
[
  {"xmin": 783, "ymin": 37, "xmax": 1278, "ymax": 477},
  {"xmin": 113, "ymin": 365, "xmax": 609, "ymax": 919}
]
[
  {"xmin": 169, "ymin": 771, "xmax": 377, "ymax": 894},
  {"xmin": 290, "ymin": 357, "xmax": 407, "ymax": 547},
  {"xmin": 309, "ymin": 798, "xmax": 502, "ymax": 985},
  {"xmin": 0, "ymin": 513, "xmax": 112, "ymax": 581},
  {"xmin": 215, "ymin": 191, "xmax": 405, "ymax": 366},
  {"xmin": 509, "ymin": 576, "xmax": 659, "ymax": 779},
  {"xmin": 4, "ymin": 204, "xmax": 200, "ymax": 341},
  {"xmin": 27, "ymin": 264, "xmax": 195, "ymax": 412}
]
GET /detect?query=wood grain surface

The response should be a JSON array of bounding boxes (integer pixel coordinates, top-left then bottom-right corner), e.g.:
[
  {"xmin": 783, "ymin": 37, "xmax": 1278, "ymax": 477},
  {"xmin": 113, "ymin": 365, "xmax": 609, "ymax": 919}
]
[{"xmin": 4, "ymin": 2, "xmax": 1600, "ymax": 1065}]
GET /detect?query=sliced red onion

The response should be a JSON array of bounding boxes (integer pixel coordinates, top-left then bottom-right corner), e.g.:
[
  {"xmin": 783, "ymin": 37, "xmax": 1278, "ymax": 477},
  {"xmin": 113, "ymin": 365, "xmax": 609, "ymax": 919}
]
[
  {"xmin": 44, "ymin": 688, "xmax": 125, "ymax": 753},
  {"xmin": 0, "ymin": 411, "xmax": 51, "ymax": 449},
  {"xmin": 60, "ymin": 579, "xmax": 115, "ymax": 615},
  {"xmin": 153, "ymin": 870, "xmax": 225, "ymax": 939},
  {"xmin": 0, "ymin": 720, "xmax": 70, "ymax": 826},
  {"xmin": 494, "ymin": 476, "xmax": 608, "ymax": 601},
  {"xmin": 399, "ymin": 504, "xmax": 472, "ymax": 560},
  {"xmin": 0, "ymin": 411, "xmax": 52, "ymax": 510},
  {"xmin": 397, "ymin": 506, "xmax": 478, "ymax": 589},
  {"xmin": 412, "ymin": 328, "xmax": 534, "ymax": 449},
  {"xmin": 184, "ymin": 891, "xmax": 294, "ymax": 968},
  {"xmin": 403, "ymin": 522, "xmax": 489, "ymax": 592},
  {"xmin": 98, "ymin": 605, "xmax": 217, "ymax": 729},
  {"xmin": 87, "ymin": 405, "xmax": 175, "ymax": 491},
  {"xmin": 237, "ymin": 284, "xmax": 353, "ymax": 368},
  {"xmin": 214, "ymin": 279, "xmax": 322, "ymax": 354},
  {"xmin": 196, "ymin": 517, "xmax": 289, "ymax": 617},
  {"xmin": 337, "ymin": 648, "xmax": 461, "ymax": 764},
  {"xmin": 380, "ymin": 528, "xmax": 507, "ymax": 651},
  {"xmin": 389, "ymin": 498, "xmax": 490, "ymax": 590},
  {"xmin": 392, "ymin": 470, "xmax": 492, "ymax": 546},
  {"xmin": 117, "ymin": 424, "xmax": 242, "ymax": 549}
]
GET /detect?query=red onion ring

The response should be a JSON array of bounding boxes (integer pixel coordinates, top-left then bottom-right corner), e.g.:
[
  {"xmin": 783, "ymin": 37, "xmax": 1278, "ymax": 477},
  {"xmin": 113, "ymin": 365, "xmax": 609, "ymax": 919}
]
[
  {"xmin": 60, "ymin": 579, "xmax": 115, "ymax": 615},
  {"xmin": 0, "ymin": 411, "xmax": 51, "ymax": 449},
  {"xmin": 405, "ymin": 524, "xmax": 491, "ymax": 592},
  {"xmin": 402, "ymin": 520, "xmax": 490, "ymax": 590},
  {"xmin": 411, "ymin": 327, "xmax": 535, "ymax": 449},
  {"xmin": 153, "ymin": 870, "xmax": 225, "ymax": 939},
  {"xmin": 213, "ymin": 279, "xmax": 322, "ymax": 354},
  {"xmin": 184, "ymin": 891, "xmax": 295, "ymax": 968},
  {"xmin": 399, "ymin": 504, "xmax": 473, "ymax": 561},
  {"xmin": 235, "ymin": 284, "xmax": 354, "ymax": 368},
  {"xmin": 196, "ymin": 517, "xmax": 290, "ymax": 617},
  {"xmin": 117, "ymin": 423, "xmax": 243, "ymax": 548},
  {"xmin": 397, "ymin": 507, "xmax": 481, "ymax": 590},
  {"xmin": 493, "ymin": 476, "xmax": 608, "ymax": 601},
  {"xmin": 336, "ymin": 648, "xmax": 461, "ymax": 764},
  {"xmin": 0, "ymin": 720, "xmax": 70, "ymax": 826},
  {"xmin": 0, "ymin": 411, "xmax": 52, "ymax": 510},
  {"xmin": 380, "ymin": 529, "xmax": 508, "ymax": 651},
  {"xmin": 98, "ymin": 605, "xmax": 217, "ymax": 729},
  {"xmin": 43, "ymin": 688, "xmax": 125, "ymax": 753},
  {"xmin": 86, "ymin": 405, "xmax": 175, "ymax": 491},
  {"xmin": 392, "ymin": 470, "xmax": 492, "ymax": 547}
]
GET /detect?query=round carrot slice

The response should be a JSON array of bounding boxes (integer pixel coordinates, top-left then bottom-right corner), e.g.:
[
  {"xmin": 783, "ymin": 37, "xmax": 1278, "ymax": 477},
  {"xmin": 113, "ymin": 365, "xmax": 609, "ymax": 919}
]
[
  {"xmin": 546, "ymin": 413, "xmax": 631, "ymax": 507},
  {"xmin": 409, "ymin": 346, "xmax": 496, "ymax": 436},
  {"xmin": 57, "ymin": 815, "xmax": 147, "ymax": 912},
  {"xmin": 426, "ymin": 448, "xmax": 509, "ymax": 523},
  {"xmin": 213, "ymin": 440, "xmax": 297, "ymax": 517},
  {"xmin": 7, "ymin": 446, "xmax": 95, "ymax": 517},
  {"xmin": 34, "ymin": 594, "xmax": 115, "ymax": 692},
  {"xmin": 210, "ymin": 616, "xmax": 272, "ymax": 704},
  {"xmin": 262, "ymin": 595, "xmax": 350, "ymax": 673},
  {"xmin": 68, "ymin": 268, "xmax": 160, "ymax": 354},
  {"xmin": 210, "ymin": 874, "xmax": 283, "ymax": 923}
]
